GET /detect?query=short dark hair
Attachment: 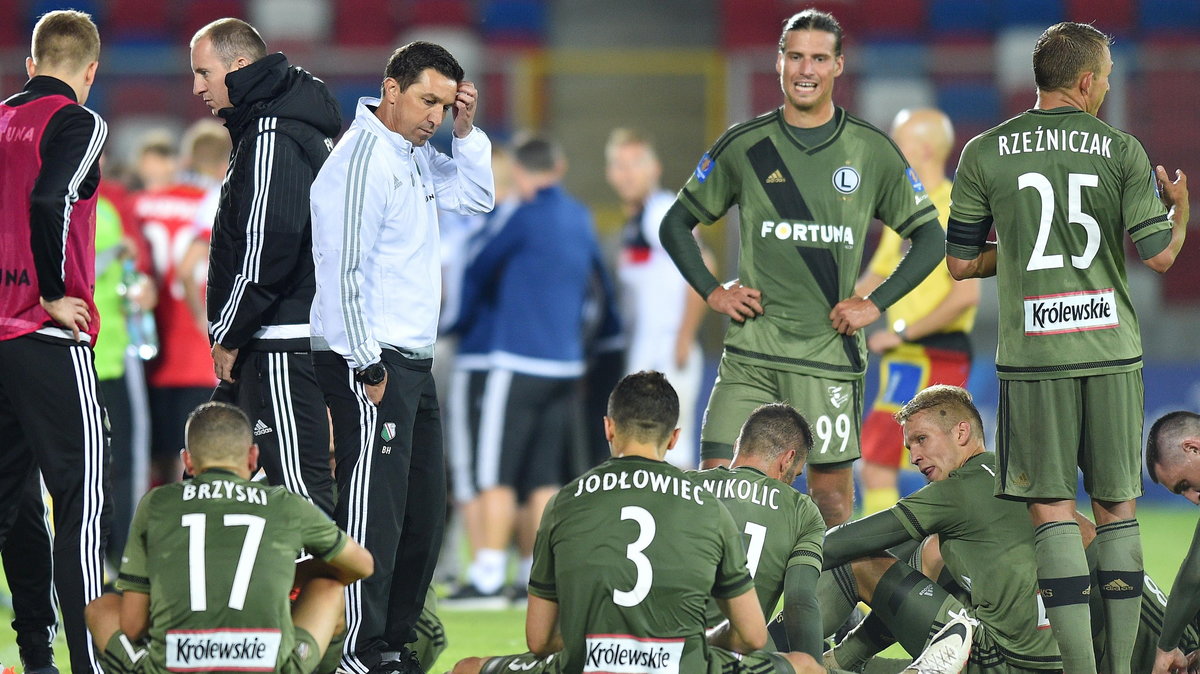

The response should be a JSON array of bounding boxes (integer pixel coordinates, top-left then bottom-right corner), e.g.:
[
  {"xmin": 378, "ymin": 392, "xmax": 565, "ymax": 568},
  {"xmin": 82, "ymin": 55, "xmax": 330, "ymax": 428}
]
[
  {"xmin": 779, "ymin": 8, "xmax": 844, "ymax": 56},
  {"xmin": 735, "ymin": 403, "xmax": 813, "ymax": 466},
  {"xmin": 32, "ymin": 9, "xmax": 100, "ymax": 72},
  {"xmin": 1032, "ymin": 22, "xmax": 1111, "ymax": 92},
  {"xmin": 185, "ymin": 402, "xmax": 252, "ymax": 467},
  {"xmin": 384, "ymin": 41, "xmax": 464, "ymax": 93},
  {"xmin": 895, "ymin": 385, "xmax": 984, "ymax": 442},
  {"xmin": 512, "ymin": 136, "xmax": 564, "ymax": 173},
  {"xmin": 607, "ymin": 371, "xmax": 679, "ymax": 445},
  {"xmin": 1147, "ymin": 411, "xmax": 1200, "ymax": 484},
  {"xmin": 192, "ymin": 18, "xmax": 267, "ymax": 67}
]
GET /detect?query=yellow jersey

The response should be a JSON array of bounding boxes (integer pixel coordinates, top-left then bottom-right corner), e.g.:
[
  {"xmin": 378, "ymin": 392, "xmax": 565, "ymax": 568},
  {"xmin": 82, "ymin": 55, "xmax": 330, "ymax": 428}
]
[{"xmin": 867, "ymin": 180, "xmax": 976, "ymax": 335}]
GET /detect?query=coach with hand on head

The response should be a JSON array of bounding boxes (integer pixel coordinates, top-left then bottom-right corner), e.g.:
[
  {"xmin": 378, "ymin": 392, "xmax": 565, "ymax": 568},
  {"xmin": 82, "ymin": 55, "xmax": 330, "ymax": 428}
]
[{"xmin": 309, "ymin": 41, "xmax": 494, "ymax": 674}]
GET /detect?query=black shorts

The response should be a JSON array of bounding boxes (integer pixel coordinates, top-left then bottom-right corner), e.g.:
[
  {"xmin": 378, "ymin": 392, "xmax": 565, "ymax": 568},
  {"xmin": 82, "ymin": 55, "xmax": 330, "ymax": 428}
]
[
  {"xmin": 148, "ymin": 386, "xmax": 212, "ymax": 458},
  {"xmin": 448, "ymin": 369, "xmax": 580, "ymax": 501}
]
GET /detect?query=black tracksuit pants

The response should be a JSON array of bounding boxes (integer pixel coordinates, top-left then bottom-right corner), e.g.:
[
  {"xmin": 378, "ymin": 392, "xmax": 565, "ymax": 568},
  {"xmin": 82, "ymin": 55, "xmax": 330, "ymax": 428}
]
[
  {"xmin": 314, "ymin": 350, "xmax": 446, "ymax": 673},
  {"xmin": 0, "ymin": 335, "xmax": 110, "ymax": 674},
  {"xmin": 212, "ymin": 349, "xmax": 335, "ymax": 516}
]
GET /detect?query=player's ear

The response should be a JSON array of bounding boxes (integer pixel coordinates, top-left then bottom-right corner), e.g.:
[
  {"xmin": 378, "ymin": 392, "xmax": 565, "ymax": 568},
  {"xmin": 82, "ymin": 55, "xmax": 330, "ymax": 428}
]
[
  {"xmin": 247, "ymin": 443, "xmax": 260, "ymax": 473},
  {"xmin": 180, "ymin": 448, "xmax": 195, "ymax": 475},
  {"xmin": 664, "ymin": 427, "xmax": 682, "ymax": 452},
  {"xmin": 603, "ymin": 416, "xmax": 616, "ymax": 443},
  {"xmin": 833, "ymin": 54, "xmax": 845, "ymax": 77},
  {"xmin": 1078, "ymin": 69, "xmax": 1095, "ymax": 97},
  {"xmin": 25, "ymin": 56, "xmax": 35, "ymax": 79}
]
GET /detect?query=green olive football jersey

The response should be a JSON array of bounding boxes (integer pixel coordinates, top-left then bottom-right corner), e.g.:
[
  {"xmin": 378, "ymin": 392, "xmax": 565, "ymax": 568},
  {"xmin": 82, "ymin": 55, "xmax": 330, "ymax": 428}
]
[
  {"xmin": 891, "ymin": 453, "xmax": 1061, "ymax": 670},
  {"xmin": 688, "ymin": 466, "xmax": 825, "ymax": 624},
  {"xmin": 529, "ymin": 456, "xmax": 754, "ymax": 674},
  {"xmin": 117, "ymin": 469, "xmax": 347, "ymax": 673},
  {"xmin": 948, "ymin": 108, "xmax": 1170, "ymax": 381},
  {"xmin": 680, "ymin": 106, "xmax": 939, "ymax": 379}
]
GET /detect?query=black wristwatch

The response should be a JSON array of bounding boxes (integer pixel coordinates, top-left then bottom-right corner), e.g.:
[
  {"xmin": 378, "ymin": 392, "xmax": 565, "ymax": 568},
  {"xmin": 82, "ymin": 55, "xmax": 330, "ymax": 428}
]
[{"xmin": 355, "ymin": 362, "xmax": 386, "ymax": 386}]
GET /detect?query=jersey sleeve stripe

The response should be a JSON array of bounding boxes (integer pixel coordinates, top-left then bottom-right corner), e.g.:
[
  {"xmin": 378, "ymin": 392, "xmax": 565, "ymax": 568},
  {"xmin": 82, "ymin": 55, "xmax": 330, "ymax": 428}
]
[
  {"xmin": 1128, "ymin": 214, "xmax": 1169, "ymax": 237},
  {"xmin": 788, "ymin": 549, "xmax": 822, "ymax": 564},
  {"xmin": 118, "ymin": 572, "xmax": 150, "ymax": 587},
  {"xmin": 891, "ymin": 204, "xmax": 938, "ymax": 239},
  {"xmin": 713, "ymin": 571, "xmax": 754, "ymax": 598},
  {"xmin": 894, "ymin": 503, "xmax": 929, "ymax": 539},
  {"xmin": 312, "ymin": 530, "xmax": 346, "ymax": 560},
  {"xmin": 679, "ymin": 188, "xmax": 721, "ymax": 224}
]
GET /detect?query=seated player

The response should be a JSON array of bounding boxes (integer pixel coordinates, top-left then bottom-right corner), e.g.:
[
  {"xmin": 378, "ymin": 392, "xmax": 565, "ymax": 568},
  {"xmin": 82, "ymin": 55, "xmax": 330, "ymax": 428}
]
[
  {"xmin": 689, "ymin": 403, "xmax": 827, "ymax": 660},
  {"xmin": 819, "ymin": 385, "xmax": 1062, "ymax": 672},
  {"xmin": 451, "ymin": 371, "xmax": 971, "ymax": 674},
  {"xmin": 84, "ymin": 402, "xmax": 374, "ymax": 674},
  {"xmin": 1144, "ymin": 411, "xmax": 1200, "ymax": 674}
]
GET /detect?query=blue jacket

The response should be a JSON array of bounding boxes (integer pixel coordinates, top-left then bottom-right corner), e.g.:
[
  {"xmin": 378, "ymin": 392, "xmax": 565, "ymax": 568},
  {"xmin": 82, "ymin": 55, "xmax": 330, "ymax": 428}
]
[{"xmin": 457, "ymin": 184, "xmax": 618, "ymax": 377}]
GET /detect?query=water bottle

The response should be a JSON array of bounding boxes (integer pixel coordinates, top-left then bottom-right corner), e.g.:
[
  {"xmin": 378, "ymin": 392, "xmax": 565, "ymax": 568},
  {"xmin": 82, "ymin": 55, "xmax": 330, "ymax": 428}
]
[{"xmin": 117, "ymin": 258, "xmax": 159, "ymax": 360}]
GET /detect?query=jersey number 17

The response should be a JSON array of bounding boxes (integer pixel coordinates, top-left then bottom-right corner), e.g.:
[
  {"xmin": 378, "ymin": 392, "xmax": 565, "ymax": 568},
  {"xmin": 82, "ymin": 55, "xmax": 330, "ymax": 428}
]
[{"xmin": 181, "ymin": 513, "xmax": 267, "ymax": 611}]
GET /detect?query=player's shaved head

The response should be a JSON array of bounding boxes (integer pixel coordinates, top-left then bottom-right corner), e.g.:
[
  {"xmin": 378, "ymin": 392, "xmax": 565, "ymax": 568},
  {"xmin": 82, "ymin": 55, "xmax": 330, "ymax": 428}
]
[
  {"xmin": 779, "ymin": 8, "xmax": 843, "ymax": 57},
  {"xmin": 31, "ymin": 10, "xmax": 100, "ymax": 74},
  {"xmin": 191, "ymin": 18, "xmax": 267, "ymax": 68},
  {"xmin": 1147, "ymin": 411, "xmax": 1200, "ymax": 484},
  {"xmin": 891, "ymin": 108, "xmax": 954, "ymax": 165},
  {"xmin": 895, "ymin": 385, "xmax": 984, "ymax": 443},
  {"xmin": 1033, "ymin": 22, "xmax": 1111, "ymax": 93},
  {"xmin": 185, "ymin": 402, "xmax": 253, "ymax": 469},
  {"xmin": 735, "ymin": 403, "xmax": 812, "ymax": 467},
  {"xmin": 607, "ymin": 371, "xmax": 679, "ymax": 446}
]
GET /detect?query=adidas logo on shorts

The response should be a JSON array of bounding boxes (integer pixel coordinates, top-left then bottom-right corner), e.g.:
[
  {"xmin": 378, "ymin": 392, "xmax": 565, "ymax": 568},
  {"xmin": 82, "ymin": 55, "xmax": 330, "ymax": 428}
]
[
  {"xmin": 253, "ymin": 420, "xmax": 273, "ymax": 436},
  {"xmin": 1103, "ymin": 578, "xmax": 1135, "ymax": 592}
]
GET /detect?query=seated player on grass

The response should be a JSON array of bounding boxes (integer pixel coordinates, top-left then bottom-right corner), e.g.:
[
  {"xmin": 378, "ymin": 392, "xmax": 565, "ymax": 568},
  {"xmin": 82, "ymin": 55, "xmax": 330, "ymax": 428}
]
[
  {"xmin": 1144, "ymin": 411, "xmax": 1200, "ymax": 674},
  {"xmin": 818, "ymin": 385, "xmax": 1062, "ymax": 673},
  {"xmin": 451, "ymin": 371, "xmax": 971, "ymax": 674},
  {"xmin": 689, "ymin": 403, "xmax": 827, "ymax": 661},
  {"xmin": 84, "ymin": 402, "xmax": 374, "ymax": 674}
]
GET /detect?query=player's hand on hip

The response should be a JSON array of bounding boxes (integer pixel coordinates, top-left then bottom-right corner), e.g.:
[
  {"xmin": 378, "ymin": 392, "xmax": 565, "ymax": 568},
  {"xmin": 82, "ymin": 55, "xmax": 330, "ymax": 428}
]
[
  {"xmin": 453, "ymin": 81, "xmax": 478, "ymax": 138},
  {"xmin": 829, "ymin": 296, "xmax": 880, "ymax": 336},
  {"xmin": 365, "ymin": 371, "xmax": 388, "ymax": 406},
  {"xmin": 40, "ymin": 295, "xmax": 90, "ymax": 342},
  {"xmin": 1153, "ymin": 647, "xmax": 1188, "ymax": 674},
  {"xmin": 211, "ymin": 343, "xmax": 239, "ymax": 384},
  {"xmin": 707, "ymin": 281, "xmax": 763, "ymax": 323}
]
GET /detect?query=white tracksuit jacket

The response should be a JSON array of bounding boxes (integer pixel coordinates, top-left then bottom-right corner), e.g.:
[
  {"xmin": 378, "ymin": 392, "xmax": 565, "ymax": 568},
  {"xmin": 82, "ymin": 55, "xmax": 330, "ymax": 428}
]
[{"xmin": 309, "ymin": 97, "xmax": 494, "ymax": 369}]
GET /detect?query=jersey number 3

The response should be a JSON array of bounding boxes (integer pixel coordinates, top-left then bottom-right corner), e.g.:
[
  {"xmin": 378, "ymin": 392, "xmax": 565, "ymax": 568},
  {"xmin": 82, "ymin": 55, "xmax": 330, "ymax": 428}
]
[
  {"xmin": 181, "ymin": 513, "xmax": 267, "ymax": 611},
  {"xmin": 1020, "ymin": 172, "xmax": 1101, "ymax": 272}
]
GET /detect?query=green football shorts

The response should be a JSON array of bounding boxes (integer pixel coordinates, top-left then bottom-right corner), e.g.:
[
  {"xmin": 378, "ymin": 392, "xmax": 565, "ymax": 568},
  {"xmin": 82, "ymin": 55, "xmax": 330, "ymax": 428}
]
[
  {"xmin": 995, "ymin": 370, "xmax": 1144, "ymax": 502},
  {"xmin": 700, "ymin": 356, "xmax": 862, "ymax": 465}
]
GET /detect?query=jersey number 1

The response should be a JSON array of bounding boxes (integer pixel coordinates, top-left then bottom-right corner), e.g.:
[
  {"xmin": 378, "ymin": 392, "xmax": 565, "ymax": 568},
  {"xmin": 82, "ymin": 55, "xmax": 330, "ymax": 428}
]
[
  {"xmin": 181, "ymin": 513, "xmax": 266, "ymax": 611},
  {"xmin": 1020, "ymin": 172, "xmax": 1101, "ymax": 271}
]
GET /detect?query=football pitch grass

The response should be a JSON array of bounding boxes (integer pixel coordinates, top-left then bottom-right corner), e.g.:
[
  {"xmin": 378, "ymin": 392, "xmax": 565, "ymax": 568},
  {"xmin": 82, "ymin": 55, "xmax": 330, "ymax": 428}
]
[{"xmin": 2, "ymin": 505, "xmax": 1195, "ymax": 673}]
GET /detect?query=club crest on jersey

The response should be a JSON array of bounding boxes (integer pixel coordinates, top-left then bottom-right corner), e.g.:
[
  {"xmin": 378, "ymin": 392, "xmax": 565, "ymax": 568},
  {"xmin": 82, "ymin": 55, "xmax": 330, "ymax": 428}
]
[
  {"xmin": 381, "ymin": 422, "xmax": 397, "ymax": 442},
  {"xmin": 694, "ymin": 153, "xmax": 714, "ymax": 183},
  {"xmin": 828, "ymin": 385, "xmax": 849, "ymax": 409},
  {"xmin": 833, "ymin": 166, "xmax": 860, "ymax": 194}
]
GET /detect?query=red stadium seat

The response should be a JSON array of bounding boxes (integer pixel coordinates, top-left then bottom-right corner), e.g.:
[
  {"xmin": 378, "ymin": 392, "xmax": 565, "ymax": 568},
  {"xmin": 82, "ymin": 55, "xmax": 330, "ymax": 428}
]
[
  {"xmin": 859, "ymin": 0, "xmax": 926, "ymax": 38},
  {"xmin": 1065, "ymin": 0, "xmax": 1133, "ymax": 34},
  {"xmin": 107, "ymin": 0, "xmax": 172, "ymax": 40},
  {"xmin": 180, "ymin": 0, "xmax": 246, "ymax": 40},
  {"xmin": 406, "ymin": 0, "xmax": 473, "ymax": 27},
  {"xmin": 335, "ymin": 0, "xmax": 398, "ymax": 46}
]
